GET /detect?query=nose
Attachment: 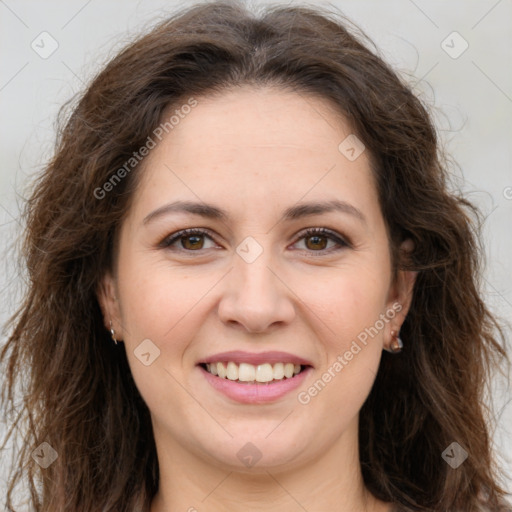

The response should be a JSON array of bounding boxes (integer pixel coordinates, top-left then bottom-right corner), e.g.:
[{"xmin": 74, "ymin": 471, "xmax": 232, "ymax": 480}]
[{"xmin": 217, "ymin": 245, "xmax": 296, "ymax": 334}]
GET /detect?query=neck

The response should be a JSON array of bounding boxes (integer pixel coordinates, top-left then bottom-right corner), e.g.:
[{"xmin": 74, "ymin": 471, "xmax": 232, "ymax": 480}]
[{"xmin": 150, "ymin": 417, "xmax": 389, "ymax": 512}]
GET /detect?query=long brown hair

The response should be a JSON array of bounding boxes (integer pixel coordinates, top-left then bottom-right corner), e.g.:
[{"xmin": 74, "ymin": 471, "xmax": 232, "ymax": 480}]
[{"xmin": 1, "ymin": 1, "xmax": 510, "ymax": 510}]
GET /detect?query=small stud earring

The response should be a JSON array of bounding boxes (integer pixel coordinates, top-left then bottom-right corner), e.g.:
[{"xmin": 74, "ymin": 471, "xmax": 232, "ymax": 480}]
[
  {"xmin": 384, "ymin": 329, "xmax": 403, "ymax": 354},
  {"xmin": 109, "ymin": 320, "xmax": 118, "ymax": 345}
]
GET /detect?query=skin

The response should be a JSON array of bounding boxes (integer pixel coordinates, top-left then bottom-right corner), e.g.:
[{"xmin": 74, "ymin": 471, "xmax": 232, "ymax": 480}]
[{"xmin": 98, "ymin": 86, "xmax": 416, "ymax": 512}]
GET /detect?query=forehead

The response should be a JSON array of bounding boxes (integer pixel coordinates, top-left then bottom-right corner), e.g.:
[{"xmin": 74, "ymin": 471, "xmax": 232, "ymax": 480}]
[
  {"xmin": 127, "ymin": 87, "xmax": 379, "ymax": 225},
  {"xmin": 160, "ymin": 87, "xmax": 353, "ymax": 159}
]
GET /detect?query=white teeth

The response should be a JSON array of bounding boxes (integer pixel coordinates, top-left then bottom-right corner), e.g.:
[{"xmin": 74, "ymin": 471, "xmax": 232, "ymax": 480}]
[
  {"xmin": 273, "ymin": 362, "xmax": 284, "ymax": 379},
  {"xmin": 205, "ymin": 361, "xmax": 304, "ymax": 382},
  {"xmin": 256, "ymin": 363, "xmax": 274, "ymax": 383},
  {"xmin": 284, "ymin": 363, "xmax": 294, "ymax": 378},
  {"xmin": 226, "ymin": 361, "xmax": 238, "ymax": 380},
  {"xmin": 238, "ymin": 363, "xmax": 256, "ymax": 382},
  {"xmin": 217, "ymin": 362, "xmax": 227, "ymax": 379}
]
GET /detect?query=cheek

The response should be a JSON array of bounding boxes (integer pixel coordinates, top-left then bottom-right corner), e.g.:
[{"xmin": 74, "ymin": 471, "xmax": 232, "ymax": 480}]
[
  {"xmin": 296, "ymin": 274, "xmax": 386, "ymax": 428},
  {"xmin": 117, "ymin": 244, "xmax": 208, "ymax": 339},
  {"xmin": 296, "ymin": 265, "xmax": 389, "ymax": 343},
  {"xmin": 293, "ymin": 264, "xmax": 388, "ymax": 404},
  {"xmin": 115, "ymin": 263, "xmax": 204, "ymax": 412}
]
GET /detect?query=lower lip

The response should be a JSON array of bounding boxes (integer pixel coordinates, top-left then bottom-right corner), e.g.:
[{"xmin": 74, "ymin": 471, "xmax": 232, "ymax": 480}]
[{"xmin": 198, "ymin": 365, "xmax": 312, "ymax": 404}]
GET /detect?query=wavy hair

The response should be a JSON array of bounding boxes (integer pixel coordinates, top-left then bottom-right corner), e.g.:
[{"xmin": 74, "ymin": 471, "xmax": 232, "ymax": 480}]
[{"xmin": 1, "ymin": 1, "xmax": 510, "ymax": 510}]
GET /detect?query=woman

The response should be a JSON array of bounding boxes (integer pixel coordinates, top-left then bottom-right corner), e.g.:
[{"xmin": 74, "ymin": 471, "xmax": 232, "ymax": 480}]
[{"xmin": 1, "ymin": 1, "xmax": 510, "ymax": 511}]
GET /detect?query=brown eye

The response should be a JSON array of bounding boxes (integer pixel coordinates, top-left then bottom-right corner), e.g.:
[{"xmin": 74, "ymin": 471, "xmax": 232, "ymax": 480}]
[
  {"xmin": 160, "ymin": 228, "xmax": 217, "ymax": 251},
  {"xmin": 294, "ymin": 228, "xmax": 349, "ymax": 253},
  {"xmin": 160, "ymin": 227, "xmax": 349, "ymax": 255},
  {"xmin": 304, "ymin": 234, "xmax": 328, "ymax": 251},
  {"xmin": 181, "ymin": 234, "xmax": 205, "ymax": 250}
]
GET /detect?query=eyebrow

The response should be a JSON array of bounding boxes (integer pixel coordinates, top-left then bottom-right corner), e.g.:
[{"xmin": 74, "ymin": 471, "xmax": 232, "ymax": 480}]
[{"xmin": 142, "ymin": 199, "xmax": 366, "ymax": 226}]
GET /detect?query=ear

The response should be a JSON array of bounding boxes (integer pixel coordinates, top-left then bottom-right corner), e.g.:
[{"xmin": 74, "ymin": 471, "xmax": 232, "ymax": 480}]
[
  {"xmin": 96, "ymin": 271, "xmax": 124, "ymax": 341},
  {"xmin": 384, "ymin": 239, "xmax": 417, "ymax": 344}
]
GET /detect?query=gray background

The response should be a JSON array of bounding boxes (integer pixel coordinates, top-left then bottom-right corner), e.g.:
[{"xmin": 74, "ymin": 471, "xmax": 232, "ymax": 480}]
[{"xmin": 1, "ymin": 0, "xmax": 511, "ymax": 505}]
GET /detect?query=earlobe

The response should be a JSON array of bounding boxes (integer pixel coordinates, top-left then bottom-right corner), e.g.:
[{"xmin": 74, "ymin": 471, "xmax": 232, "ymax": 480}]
[
  {"xmin": 396, "ymin": 268, "xmax": 417, "ymax": 318},
  {"xmin": 387, "ymin": 240, "xmax": 417, "ymax": 307},
  {"xmin": 96, "ymin": 272, "xmax": 122, "ymax": 338},
  {"xmin": 384, "ymin": 239, "xmax": 418, "ymax": 352},
  {"xmin": 396, "ymin": 238, "xmax": 417, "ymax": 317}
]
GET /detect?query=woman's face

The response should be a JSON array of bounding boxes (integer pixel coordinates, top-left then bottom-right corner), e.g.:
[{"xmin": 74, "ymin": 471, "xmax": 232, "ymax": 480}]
[{"xmin": 100, "ymin": 86, "xmax": 415, "ymax": 472}]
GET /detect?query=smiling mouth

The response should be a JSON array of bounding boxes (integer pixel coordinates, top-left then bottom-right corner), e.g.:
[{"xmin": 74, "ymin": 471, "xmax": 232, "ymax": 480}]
[{"xmin": 199, "ymin": 361, "xmax": 310, "ymax": 384}]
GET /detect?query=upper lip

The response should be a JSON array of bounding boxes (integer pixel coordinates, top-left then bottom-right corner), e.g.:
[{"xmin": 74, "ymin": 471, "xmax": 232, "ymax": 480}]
[{"xmin": 198, "ymin": 350, "xmax": 314, "ymax": 367}]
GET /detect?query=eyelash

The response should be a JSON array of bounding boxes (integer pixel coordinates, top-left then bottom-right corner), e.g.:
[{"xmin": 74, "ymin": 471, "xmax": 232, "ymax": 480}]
[{"xmin": 159, "ymin": 227, "xmax": 350, "ymax": 256}]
